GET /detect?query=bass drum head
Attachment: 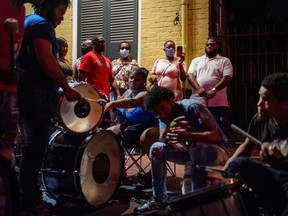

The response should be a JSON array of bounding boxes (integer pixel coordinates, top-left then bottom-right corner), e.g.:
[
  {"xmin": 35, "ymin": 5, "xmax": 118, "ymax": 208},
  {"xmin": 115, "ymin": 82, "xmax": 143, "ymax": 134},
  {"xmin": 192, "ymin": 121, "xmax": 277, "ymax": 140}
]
[
  {"xmin": 0, "ymin": 156, "xmax": 20, "ymax": 216},
  {"xmin": 59, "ymin": 83, "xmax": 104, "ymax": 135},
  {"xmin": 80, "ymin": 130, "xmax": 124, "ymax": 207}
]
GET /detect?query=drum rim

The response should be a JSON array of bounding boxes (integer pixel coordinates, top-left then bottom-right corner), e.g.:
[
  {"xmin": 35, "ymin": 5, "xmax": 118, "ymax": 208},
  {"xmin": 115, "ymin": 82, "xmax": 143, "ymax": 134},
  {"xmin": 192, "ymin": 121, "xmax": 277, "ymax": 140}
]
[
  {"xmin": 40, "ymin": 129, "xmax": 124, "ymax": 209},
  {"xmin": 59, "ymin": 83, "xmax": 104, "ymax": 135}
]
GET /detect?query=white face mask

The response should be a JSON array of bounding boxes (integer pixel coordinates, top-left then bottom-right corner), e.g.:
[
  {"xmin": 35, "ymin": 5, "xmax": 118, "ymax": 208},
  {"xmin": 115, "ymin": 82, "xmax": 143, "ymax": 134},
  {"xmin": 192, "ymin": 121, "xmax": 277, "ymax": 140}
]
[
  {"xmin": 120, "ymin": 49, "xmax": 129, "ymax": 58},
  {"xmin": 165, "ymin": 48, "xmax": 175, "ymax": 57}
]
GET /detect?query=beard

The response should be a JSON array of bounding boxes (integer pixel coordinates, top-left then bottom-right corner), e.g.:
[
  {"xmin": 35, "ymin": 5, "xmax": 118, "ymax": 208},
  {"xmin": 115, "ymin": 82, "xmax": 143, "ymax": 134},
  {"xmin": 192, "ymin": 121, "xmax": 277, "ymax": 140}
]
[{"xmin": 205, "ymin": 49, "xmax": 218, "ymax": 58}]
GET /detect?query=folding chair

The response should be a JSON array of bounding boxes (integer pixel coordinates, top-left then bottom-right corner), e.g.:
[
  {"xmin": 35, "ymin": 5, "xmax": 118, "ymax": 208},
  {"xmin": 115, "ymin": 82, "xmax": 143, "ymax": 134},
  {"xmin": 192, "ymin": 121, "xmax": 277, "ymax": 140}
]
[{"xmin": 121, "ymin": 142, "xmax": 177, "ymax": 177}]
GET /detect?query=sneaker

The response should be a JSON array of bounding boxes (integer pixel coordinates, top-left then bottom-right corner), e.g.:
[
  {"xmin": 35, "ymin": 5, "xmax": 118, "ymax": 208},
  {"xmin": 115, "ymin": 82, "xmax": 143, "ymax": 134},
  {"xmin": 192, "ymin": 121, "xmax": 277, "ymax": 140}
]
[{"xmin": 134, "ymin": 198, "xmax": 164, "ymax": 215}]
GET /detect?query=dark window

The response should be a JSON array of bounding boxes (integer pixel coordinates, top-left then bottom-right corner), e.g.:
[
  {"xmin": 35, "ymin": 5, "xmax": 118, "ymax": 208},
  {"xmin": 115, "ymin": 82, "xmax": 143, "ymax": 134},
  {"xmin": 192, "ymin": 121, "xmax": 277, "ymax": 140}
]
[{"xmin": 78, "ymin": 0, "xmax": 138, "ymax": 60}]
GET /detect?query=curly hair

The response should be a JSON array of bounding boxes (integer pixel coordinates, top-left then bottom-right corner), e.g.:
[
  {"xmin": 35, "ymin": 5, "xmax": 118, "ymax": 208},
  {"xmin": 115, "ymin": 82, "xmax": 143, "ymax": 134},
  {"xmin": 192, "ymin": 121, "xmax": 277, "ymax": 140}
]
[
  {"xmin": 261, "ymin": 72, "xmax": 288, "ymax": 101},
  {"xmin": 144, "ymin": 86, "xmax": 174, "ymax": 111},
  {"xmin": 33, "ymin": 0, "xmax": 71, "ymax": 22}
]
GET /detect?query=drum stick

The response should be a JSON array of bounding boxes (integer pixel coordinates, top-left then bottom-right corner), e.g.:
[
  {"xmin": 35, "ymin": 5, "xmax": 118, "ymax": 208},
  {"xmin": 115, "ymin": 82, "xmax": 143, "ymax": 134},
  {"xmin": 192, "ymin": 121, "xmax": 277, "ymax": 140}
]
[
  {"xmin": 84, "ymin": 98, "xmax": 107, "ymax": 106},
  {"xmin": 196, "ymin": 165, "xmax": 227, "ymax": 175},
  {"xmin": 220, "ymin": 117, "xmax": 262, "ymax": 146},
  {"xmin": 4, "ymin": 18, "xmax": 19, "ymax": 70}
]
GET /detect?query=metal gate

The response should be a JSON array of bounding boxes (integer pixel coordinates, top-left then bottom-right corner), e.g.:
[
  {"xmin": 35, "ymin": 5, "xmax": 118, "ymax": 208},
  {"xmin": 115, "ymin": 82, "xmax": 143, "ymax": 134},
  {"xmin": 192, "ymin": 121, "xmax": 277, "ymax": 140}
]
[{"xmin": 211, "ymin": 0, "xmax": 288, "ymax": 142}]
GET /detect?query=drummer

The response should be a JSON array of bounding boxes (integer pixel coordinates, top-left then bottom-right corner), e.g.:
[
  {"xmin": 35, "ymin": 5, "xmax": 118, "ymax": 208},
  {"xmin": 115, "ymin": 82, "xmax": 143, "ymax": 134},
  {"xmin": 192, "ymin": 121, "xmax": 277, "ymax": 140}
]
[
  {"xmin": 224, "ymin": 73, "xmax": 288, "ymax": 216},
  {"xmin": 17, "ymin": 0, "xmax": 82, "ymax": 214},
  {"xmin": 79, "ymin": 35, "xmax": 121, "ymax": 128}
]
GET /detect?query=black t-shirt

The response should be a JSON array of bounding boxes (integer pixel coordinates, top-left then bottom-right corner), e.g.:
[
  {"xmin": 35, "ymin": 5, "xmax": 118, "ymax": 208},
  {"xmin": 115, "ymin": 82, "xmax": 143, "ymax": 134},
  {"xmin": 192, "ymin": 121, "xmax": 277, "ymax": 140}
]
[{"xmin": 248, "ymin": 113, "xmax": 288, "ymax": 143}]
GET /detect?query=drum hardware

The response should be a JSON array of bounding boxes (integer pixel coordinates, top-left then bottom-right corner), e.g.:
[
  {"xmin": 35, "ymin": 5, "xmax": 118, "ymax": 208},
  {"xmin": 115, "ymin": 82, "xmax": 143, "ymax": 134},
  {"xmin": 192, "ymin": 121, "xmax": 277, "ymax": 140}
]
[
  {"xmin": 84, "ymin": 98, "xmax": 107, "ymax": 106},
  {"xmin": 40, "ymin": 130, "xmax": 124, "ymax": 209},
  {"xmin": 220, "ymin": 117, "xmax": 262, "ymax": 146},
  {"xmin": 167, "ymin": 177, "xmax": 250, "ymax": 216},
  {"xmin": 196, "ymin": 165, "xmax": 227, "ymax": 176}
]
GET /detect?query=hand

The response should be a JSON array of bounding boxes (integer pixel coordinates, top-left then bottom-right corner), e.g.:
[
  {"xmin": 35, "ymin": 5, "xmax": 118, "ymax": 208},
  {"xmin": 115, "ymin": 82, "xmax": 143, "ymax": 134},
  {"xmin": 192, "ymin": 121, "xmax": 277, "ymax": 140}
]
[
  {"xmin": 64, "ymin": 87, "xmax": 82, "ymax": 101},
  {"xmin": 165, "ymin": 127, "xmax": 188, "ymax": 144},
  {"xmin": 149, "ymin": 75, "xmax": 158, "ymax": 84},
  {"xmin": 170, "ymin": 116, "xmax": 189, "ymax": 129},
  {"xmin": 260, "ymin": 144, "xmax": 286, "ymax": 168},
  {"xmin": 206, "ymin": 88, "xmax": 217, "ymax": 99},
  {"xmin": 179, "ymin": 52, "xmax": 185, "ymax": 64},
  {"xmin": 196, "ymin": 87, "xmax": 207, "ymax": 97}
]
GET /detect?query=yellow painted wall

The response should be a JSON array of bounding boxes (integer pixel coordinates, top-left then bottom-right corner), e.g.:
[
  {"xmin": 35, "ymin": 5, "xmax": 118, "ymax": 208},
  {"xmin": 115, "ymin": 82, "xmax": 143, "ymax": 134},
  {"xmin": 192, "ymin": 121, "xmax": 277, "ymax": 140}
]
[
  {"xmin": 25, "ymin": 1, "xmax": 210, "ymax": 75},
  {"xmin": 140, "ymin": 0, "xmax": 209, "ymax": 72},
  {"xmin": 25, "ymin": 4, "xmax": 73, "ymax": 63}
]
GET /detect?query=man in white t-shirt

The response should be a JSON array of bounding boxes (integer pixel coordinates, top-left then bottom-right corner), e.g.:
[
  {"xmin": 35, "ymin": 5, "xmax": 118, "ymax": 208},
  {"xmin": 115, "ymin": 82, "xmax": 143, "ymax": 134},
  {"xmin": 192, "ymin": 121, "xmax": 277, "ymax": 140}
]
[{"xmin": 187, "ymin": 37, "xmax": 233, "ymax": 135}]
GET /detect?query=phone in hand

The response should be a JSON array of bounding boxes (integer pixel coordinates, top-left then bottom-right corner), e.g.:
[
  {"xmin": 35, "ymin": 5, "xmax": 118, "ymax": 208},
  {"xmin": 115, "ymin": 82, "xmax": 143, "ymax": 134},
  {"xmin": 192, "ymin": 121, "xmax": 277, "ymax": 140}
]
[{"xmin": 176, "ymin": 46, "xmax": 183, "ymax": 57}]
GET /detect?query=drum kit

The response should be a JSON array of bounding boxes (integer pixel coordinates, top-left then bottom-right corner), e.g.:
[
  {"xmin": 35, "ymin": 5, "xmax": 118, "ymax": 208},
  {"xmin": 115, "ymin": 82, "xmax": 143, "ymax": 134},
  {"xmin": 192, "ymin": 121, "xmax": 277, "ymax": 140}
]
[{"xmin": 39, "ymin": 83, "xmax": 124, "ymax": 209}]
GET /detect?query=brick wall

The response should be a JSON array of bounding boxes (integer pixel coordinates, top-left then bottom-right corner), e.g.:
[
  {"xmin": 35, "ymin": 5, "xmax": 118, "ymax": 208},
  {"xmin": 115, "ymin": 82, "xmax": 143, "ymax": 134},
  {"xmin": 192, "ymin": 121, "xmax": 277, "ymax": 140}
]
[{"xmin": 25, "ymin": 1, "xmax": 210, "ymax": 75}]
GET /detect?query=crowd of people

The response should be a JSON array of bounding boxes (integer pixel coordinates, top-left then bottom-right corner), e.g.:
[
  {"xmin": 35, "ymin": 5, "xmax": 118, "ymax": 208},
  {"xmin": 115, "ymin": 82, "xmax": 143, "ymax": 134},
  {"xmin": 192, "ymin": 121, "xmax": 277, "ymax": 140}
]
[{"xmin": 1, "ymin": 1, "xmax": 288, "ymax": 215}]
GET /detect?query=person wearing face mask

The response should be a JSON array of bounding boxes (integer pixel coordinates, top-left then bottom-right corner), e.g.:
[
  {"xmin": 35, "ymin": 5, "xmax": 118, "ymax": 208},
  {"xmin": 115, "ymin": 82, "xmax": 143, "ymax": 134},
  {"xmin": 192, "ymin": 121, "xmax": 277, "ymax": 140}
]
[
  {"xmin": 149, "ymin": 40, "xmax": 186, "ymax": 100},
  {"xmin": 110, "ymin": 41, "xmax": 138, "ymax": 100}
]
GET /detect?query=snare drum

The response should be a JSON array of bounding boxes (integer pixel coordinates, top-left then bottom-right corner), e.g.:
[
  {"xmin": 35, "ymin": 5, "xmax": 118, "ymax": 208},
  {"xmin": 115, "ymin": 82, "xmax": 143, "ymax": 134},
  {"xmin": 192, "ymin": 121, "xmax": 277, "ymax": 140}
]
[
  {"xmin": 39, "ymin": 130, "xmax": 124, "ymax": 208},
  {"xmin": 59, "ymin": 83, "xmax": 104, "ymax": 135},
  {"xmin": 167, "ymin": 178, "xmax": 248, "ymax": 216}
]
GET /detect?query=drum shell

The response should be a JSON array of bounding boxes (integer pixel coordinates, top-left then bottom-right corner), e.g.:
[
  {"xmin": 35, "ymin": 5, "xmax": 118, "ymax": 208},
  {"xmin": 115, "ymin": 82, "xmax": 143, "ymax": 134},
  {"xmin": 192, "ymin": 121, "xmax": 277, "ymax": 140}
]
[
  {"xmin": 40, "ymin": 130, "xmax": 124, "ymax": 208},
  {"xmin": 167, "ymin": 179, "xmax": 248, "ymax": 216}
]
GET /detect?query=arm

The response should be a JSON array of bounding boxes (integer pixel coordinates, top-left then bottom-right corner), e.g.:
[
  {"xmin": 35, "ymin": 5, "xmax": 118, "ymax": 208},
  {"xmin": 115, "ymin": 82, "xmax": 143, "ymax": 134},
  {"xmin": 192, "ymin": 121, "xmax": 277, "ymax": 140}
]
[
  {"xmin": 206, "ymin": 75, "xmax": 232, "ymax": 98},
  {"xmin": 104, "ymin": 91, "xmax": 147, "ymax": 113},
  {"xmin": 33, "ymin": 38, "xmax": 81, "ymax": 101},
  {"xmin": 166, "ymin": 116, "xmax": 222, "ymax": 145},
  {"xmin": 187, "ymin": 73, "xmax": 207, "ymax": 97},
  {"xmin": 110, "ymin": 78, "xmax": 121, "ymax": 99},
  {"xmin": 148, "ymin": 59, "xmax": 159, "ymax": 84},
  {"xmin": 223, "ymin": 138, "xmax": 256, "ymax": 170},
  {"xmin": 179, "ymin": 61, "xmax": 186, "ymax": 82}
]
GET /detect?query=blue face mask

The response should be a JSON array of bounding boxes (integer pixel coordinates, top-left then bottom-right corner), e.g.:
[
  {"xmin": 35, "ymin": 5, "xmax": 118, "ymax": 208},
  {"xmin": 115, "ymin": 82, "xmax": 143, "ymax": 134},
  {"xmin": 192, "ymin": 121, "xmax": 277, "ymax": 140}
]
[
  {"xmin": 165, "ymin": 48, "xmax": 175, "ymax": 57},
  {"xmin": 120, "ymin": 49, "xmax": 129, "ymax": 58}
]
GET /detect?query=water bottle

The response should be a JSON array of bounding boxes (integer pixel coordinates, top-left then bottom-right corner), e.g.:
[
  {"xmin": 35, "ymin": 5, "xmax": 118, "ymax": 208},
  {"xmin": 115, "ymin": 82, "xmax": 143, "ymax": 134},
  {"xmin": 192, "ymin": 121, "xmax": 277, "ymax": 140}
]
[{"xmin": 182, "ymin": 161, "xmax": 191, "ymax": 195}]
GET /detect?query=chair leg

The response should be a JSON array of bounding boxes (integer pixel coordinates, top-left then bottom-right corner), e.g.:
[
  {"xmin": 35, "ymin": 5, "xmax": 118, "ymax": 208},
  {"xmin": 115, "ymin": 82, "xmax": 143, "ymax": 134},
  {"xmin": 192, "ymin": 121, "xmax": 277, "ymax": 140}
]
[
  {"xmin": 122, "ymin": 144, "xmax": 147, "ymax": 174},
  {"xmin": 167, "ymin": 162, "xmax": 176, "ymax": 177}
]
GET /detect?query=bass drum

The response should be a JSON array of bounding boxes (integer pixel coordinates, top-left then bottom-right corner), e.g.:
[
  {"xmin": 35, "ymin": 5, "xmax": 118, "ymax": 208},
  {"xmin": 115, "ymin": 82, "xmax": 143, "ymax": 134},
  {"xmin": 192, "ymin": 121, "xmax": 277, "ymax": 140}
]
[
  {"xmin": 0, "ymin": 156, "xmax": 20, "ymax": 216},
  {"xmin": 59, "ymin": 83, "xmax": 104, "ymax": 135},
  {"xmin": 40, "ymin": 130, "xmax": 124, "ymax": 208}
]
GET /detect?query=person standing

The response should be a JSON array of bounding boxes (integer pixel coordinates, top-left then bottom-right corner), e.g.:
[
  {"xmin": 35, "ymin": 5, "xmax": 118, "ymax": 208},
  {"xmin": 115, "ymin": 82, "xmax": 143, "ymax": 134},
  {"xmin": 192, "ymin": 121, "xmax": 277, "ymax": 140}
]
[
  {"xmin": 57, "ymin": 37, "xmax": 73, "ymax": 81},
  {"xmin": 18, "ymin": 0, "xmax": 82, "ymax": 214},
  {"xmin": 224, "ymin": 73, "xmax": 288, "ymax": 216},
  {"xmin": 149, "ymin": 40, "xmax": 186, "ymax": 100},
  {"xmin": 110, "ymin": 40, "xmax": 138, "ymax": 99},
  {"xmin": 72, "ymin": 39, "xmax": 93, "ymax": 82},
  {"xmin": 79, "ymin": 35, "xmax": 120, "ymax": 128},
  {"xmin": 187, "ymin": 37, "xmax": 233, "ymax": 134},
  {"xmin": 0, "ymin": 0, "xmax": 44, "ymax": 164}
]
